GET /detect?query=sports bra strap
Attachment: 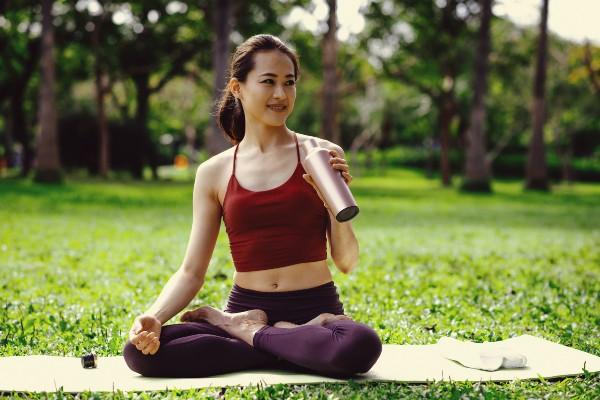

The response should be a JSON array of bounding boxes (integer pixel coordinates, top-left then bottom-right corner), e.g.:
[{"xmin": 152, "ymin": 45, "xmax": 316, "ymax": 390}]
[
  {"xmin": 233, "ymin": 142, "xmax": 239, "ymax": 177},
  {"xmin": 232, "ymin": 132, "xmax": 299, "ymax": 177}
]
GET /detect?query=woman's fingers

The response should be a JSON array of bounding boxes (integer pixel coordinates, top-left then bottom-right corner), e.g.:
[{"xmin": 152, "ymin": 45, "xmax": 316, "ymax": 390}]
[
  {"xmin": 131, "ymin": 331, "xmax": 146, "ymax": 346},
  {"xmin": 149, "ymin": 339, "xmax": 160, "ymax": 355},
  {"xmin": 137, "ymin": 332, "xmax": 149, "ymax": 349},
  {"xmin": 328, "ymin": 156, "xmax": 352, "ymax": 185},
  {"xmin": 135, "ymin": 331, "xmax": 151, "ymax": 350},
  {"xmin": 142, "ymin": 337, "xmax": 159, "ymax": 355},
  {"xmin": 342, "ymin": 171, "xmax": 352, "ymax": 184},
  {"xmin": 138, "ymin": 332, "xmax": 160, "ymax": 354}
]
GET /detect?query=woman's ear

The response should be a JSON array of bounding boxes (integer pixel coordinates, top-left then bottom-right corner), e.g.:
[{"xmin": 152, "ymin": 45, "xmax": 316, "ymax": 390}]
[{"xmin": 228, "ymin": 78, "xmax": 241, "ymax": 100}]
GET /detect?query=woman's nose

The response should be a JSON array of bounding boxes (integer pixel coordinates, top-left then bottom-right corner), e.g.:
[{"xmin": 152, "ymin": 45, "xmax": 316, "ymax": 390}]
[{"xmin": 273, "ymin": 85, "xmax": 285, "ymax": 98}]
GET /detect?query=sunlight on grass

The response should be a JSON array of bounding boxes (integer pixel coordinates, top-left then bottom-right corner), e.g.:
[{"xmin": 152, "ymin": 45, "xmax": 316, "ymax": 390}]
[{"xmin": 1, "ymin": 168, "xmax": 598, "ymax": 398}]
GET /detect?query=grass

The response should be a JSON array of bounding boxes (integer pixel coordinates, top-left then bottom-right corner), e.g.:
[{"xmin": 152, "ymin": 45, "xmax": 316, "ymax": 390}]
[{"xmin": 0, "ymin": 167, "xmax": 599, "ymax": 399}]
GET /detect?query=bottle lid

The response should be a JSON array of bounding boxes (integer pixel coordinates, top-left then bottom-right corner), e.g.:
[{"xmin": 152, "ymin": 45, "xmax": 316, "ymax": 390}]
[
  {"xmin": 81, "ymin": 352, "xmax": 98, "ymax": 368},
  {"xmin": 302, "ymin": 138, "xmax": 320, "ymax": 153}
]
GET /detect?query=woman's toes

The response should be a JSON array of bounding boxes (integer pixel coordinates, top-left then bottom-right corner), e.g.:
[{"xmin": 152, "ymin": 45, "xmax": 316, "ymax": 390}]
[
  {"xmin": 336, "ymin": 315, "xmax": 352, "ymax": 321},
  {"xmin": 298, "ymin": 313, "xmax": 334, "ymax": 326},
  {"xmin": 322, "ymin": 314, "xmax": 352, "ymax": 324},
  {"xmin": 273, "ymin": 321, "xmax": 299, "ymax": 329},
  {"xmin": 181, "ymin": 306, "xmax": 215, "ymax": 323},
  {"xmin": 247, "ymin": 309, "xmax": 268, "ymax": 324}
]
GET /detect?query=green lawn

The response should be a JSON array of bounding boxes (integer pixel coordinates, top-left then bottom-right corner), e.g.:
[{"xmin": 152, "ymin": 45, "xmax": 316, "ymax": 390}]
[{"xmin": 1, "ymin": 168, "xmax": 599, "ymax": 399}]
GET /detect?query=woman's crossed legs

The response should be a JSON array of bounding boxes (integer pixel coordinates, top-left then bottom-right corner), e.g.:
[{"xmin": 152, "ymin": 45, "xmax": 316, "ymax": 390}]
[{"xmin": 123, "ymin": 307, "xmax": 382, "ymax": 378}]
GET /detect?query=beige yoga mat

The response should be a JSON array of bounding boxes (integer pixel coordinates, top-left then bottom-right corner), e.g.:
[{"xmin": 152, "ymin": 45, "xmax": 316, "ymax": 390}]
[{"xmin": 1, "ymin": 335, "xmax": 599, "ymax": 393}]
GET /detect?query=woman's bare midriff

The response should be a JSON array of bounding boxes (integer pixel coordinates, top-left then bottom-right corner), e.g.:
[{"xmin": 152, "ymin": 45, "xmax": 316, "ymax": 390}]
[{"xmin": 233, "ymin": 260, "xmax": 333, "ymax": 292}]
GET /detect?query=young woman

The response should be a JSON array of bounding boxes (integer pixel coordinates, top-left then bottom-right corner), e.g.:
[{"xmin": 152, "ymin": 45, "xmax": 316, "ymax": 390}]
[{"xmin": 123, "ymin": 34, "xmax": 382, "ymax": 378}]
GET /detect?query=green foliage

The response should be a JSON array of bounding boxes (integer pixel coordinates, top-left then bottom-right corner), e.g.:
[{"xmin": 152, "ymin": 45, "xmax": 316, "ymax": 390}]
[
  {"xmin": 1, "ymin": 168, "xmax": 599, "ymax": 398},
  {"xmin": 3, "ymin": 1, "xmax": 599, "ymax": 183}
]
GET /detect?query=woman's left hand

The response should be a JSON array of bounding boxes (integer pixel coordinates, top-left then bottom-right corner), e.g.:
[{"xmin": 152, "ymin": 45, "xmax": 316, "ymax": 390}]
[
  {"xmin": 328, "ymin": 149, "xmax": 352, "ymax": 185},
  {"xmin": 302, "ymin": 149, "xmax": 352, "ymax": 210}
]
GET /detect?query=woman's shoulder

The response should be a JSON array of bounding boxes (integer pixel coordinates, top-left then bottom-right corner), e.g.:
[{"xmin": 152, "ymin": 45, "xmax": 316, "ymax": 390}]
[
  {"xmin": 197, "ymin": 146, "xmax": 235, "ymax": 173},
  {"xmin": 194, "ymin": 146, "xmax": 236, "ymax": 193}
]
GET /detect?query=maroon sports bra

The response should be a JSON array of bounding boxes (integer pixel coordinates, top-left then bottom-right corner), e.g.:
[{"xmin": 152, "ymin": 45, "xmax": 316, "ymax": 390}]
[{"xmin": 222, "ymin": 133, "xmax": 330, "ymax": 272}]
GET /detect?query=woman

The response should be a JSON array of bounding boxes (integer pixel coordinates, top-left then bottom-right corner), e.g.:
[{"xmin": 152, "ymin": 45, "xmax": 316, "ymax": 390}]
[{"xmin": 122, "ymin": 34, "xmax": 382, "ymax": 378}]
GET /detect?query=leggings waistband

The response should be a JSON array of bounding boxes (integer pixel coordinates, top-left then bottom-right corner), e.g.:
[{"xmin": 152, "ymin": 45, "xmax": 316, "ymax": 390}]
[
  {"xmin": 230, "ymin": 281, "xmax": 336, "ymax": 298},
  {"xmin": 225, "ymin": 281, "xmax": 344, "ymax": 324}
]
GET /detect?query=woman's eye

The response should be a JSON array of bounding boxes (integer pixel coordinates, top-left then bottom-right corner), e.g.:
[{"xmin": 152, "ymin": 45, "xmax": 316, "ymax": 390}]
[{"xmin": 260, "ymin": 79, "xmax": 295, "ymax": 85}]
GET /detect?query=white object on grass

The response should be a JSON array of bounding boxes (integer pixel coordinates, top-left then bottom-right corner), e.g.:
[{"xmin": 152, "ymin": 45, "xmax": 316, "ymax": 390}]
[{"xmin": 437, "ymin": 336, "xmax": 528, "ymax": 371}]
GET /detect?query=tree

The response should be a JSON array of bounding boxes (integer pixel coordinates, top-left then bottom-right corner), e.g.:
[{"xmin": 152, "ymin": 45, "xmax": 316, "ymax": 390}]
[
  {"xmin": 321, "ymin": 0, "xmax": 339, "ymax": 144},
  {"xmin": 115, "ymin": 1, "xmax": 210, "ymax": 179},
  {"xmin": 205, "ymin": 0, "xmax": 232, "ymax": 154},
  {"xmin": 363, "ymin": 0, "xmax": 479, "ymax": 186},
  {"xmin": 462, "ymin": 0, "xmax": 493, "ymax": 192},
  {"xmin": 34, "ymin": 0, "xmax": 62, "ymax": 183},
  {"xmin": 91, "ymin": 12, "xmax": 113, "ymax": 178},
  {"xmin": 525, "ymin": 0, "xmax": 550, "ymax": 191},
  {"xmin": 0, "ymin": 1, "xmax": 41, "ymax": 176}
]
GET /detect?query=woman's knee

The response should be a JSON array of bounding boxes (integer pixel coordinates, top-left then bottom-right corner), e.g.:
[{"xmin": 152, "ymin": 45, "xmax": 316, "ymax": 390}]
[
  {"xmin": 330, "ymin": 322, "xmax": 382, "ymax": 374},
  {"xmin": 123, "ymin": 340, "xmax": 161, "ymax": 377}
]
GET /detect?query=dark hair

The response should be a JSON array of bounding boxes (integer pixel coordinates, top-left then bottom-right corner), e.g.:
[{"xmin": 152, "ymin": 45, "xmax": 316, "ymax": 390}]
[{"xmin": 215, "ymin": 34, "xmax": 301, "ymax": 145}]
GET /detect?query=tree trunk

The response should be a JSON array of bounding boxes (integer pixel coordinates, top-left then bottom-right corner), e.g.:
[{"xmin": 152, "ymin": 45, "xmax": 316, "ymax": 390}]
[
  {"xmin": 133, "ymin": 73, "xmax": 157, "ymax": 180},
  {"xmin": 463, "ymin": 0, "xmax": 493, "ymax": 192},
  {"xmin": 207, "ymin": 0, "xmax": 232, "ymax": 153},
  {"xmin": 2, "ymin": 108, "xmax": 15, "ymax": 169},
  {"xmin": 93, "ymin": 21, "xmax": 110, "ymax": 178},
  {"xmin": 34, "ymin": 0, "xmax": 62, "ymax": 183},
  {"xmin": 10, "ymin": 91, "xmax": 34, "ymax": 176},
  {"xmin": 559, "ymin": 132, "xmax": 574, "ymax": 184},
  {"xmin": 96, "ymin": 68, "xmax": 110, "ymax": 178},
  {"xmin": 380, "ymin": 106, "xmax": 393, "ymax": 149},
  {"xmin": 438, "ymin": 93, "xmax": 455, "ymax": 186},
  {"xmin": 321, "ymin": 0, "xmax": 339, "ymax": 144},
  {"xmin": 525, "ymin": 0, "xmax": 550, "ymax": 191}
]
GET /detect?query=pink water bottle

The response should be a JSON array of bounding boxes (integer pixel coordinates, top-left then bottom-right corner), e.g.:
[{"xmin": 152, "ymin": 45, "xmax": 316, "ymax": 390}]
[{"xmin": 302, "ymin": 138, "xmax": 359, "ymax": 222}]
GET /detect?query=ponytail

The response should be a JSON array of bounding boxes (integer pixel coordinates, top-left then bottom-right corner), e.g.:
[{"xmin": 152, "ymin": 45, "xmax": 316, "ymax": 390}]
[{"xmin": 216, "ymin": 90, "xmax": 245, "ymax": 145}]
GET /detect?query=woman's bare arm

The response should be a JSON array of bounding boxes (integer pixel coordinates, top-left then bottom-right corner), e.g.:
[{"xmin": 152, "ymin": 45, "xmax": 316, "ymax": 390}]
[
  {"xmin": 320, "ymin": 142, "xmax": 359, "ymax": 274},
  {"xmin": 145, "ymin": 160, "xmax": 223, "ymax": 324}
]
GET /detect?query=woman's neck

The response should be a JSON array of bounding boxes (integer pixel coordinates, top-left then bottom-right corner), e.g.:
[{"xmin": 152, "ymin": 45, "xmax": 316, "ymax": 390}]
[{"xmin": 240, "ymin": 123, "xmax": 293, "ymax": 154}]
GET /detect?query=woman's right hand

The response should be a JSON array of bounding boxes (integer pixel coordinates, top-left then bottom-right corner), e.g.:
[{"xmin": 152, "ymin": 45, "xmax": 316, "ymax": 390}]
[{"xmin": 129, "ymin": 314, "xmax": 162, "ymax": 355}]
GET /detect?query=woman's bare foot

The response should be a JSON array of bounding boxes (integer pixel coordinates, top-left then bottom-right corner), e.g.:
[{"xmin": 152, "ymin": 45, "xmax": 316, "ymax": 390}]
[
  {"xmin": 273, "ymin": 313, "xmax": 352, "ymax": 329},
  {"xmin": 180, "ymin": 306, "xmax": 268, "ymax": 347},
  {"xmin": 273, "ymin": 321, "xmax": 299, "ymax": 328},
  {"xmin": 180, "ymin": 305, "xmax": 268, "ymax": 326}
]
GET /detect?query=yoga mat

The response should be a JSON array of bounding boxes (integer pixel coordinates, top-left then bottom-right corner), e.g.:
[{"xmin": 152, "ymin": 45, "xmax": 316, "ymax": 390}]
[{"xmin": 1, "ymin": 335, "xmax": 598, "ymax": 393}]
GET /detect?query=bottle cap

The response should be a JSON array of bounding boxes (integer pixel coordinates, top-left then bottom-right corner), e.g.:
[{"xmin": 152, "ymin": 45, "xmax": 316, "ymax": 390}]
[
  {"xmin": 302, "ymin": 138, "xmax": 320, "ymax": 154},
  {"xmin": 81, "ymin": 352, "xmax": 98, "ymax": 369}
]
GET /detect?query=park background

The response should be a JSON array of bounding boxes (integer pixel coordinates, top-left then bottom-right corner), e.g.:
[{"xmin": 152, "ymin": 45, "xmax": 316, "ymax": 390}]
[{"xmin": 1, "ymin": 0, "xmax": 599, "ymax": 398}]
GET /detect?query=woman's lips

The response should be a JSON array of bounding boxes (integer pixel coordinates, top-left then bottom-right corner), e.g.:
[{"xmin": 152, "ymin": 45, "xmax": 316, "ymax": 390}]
[{"xmin": 267, "ymin": 105, "xmax": 287, "ymax": 112}]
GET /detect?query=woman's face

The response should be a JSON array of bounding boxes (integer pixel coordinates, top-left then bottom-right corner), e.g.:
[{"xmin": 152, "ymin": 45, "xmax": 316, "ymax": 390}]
[{"xmin": 233, "ymin": 50, "xmax": 297, "ymax": 128}]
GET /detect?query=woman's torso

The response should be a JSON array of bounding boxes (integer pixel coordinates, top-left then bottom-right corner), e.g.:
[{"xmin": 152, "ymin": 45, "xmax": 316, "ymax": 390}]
[{"xmin": 213, "ymin": 132, "xmax": 333, "ymax": 292}]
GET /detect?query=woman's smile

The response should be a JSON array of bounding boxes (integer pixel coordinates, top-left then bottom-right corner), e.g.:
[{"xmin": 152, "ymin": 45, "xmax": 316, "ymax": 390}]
[{"xmin": 267, "ymin": 105, "xmax": 287, "ymax": 112}]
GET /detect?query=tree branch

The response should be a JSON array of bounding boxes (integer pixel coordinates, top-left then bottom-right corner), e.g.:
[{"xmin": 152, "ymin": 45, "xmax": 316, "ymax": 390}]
[
  {"xmin": 583, "ymin": 41, "xmax": 600, "ymax": 97},
  {"xmin": 486, "ymin": 127, "xmax": 517, "ymax": 166},
  {"xmin": 149, "ymin": 46, "xmax": 197, "ymax": 94},
  {"xmin": 382, "ymin": 60, "xmax": 440, "ymax": 100}
]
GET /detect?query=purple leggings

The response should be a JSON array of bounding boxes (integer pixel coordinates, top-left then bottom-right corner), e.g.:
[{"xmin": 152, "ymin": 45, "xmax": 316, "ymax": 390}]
[{"xmin": 123, "ymin": 281, "xmax": 382, "ymax": 378}]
